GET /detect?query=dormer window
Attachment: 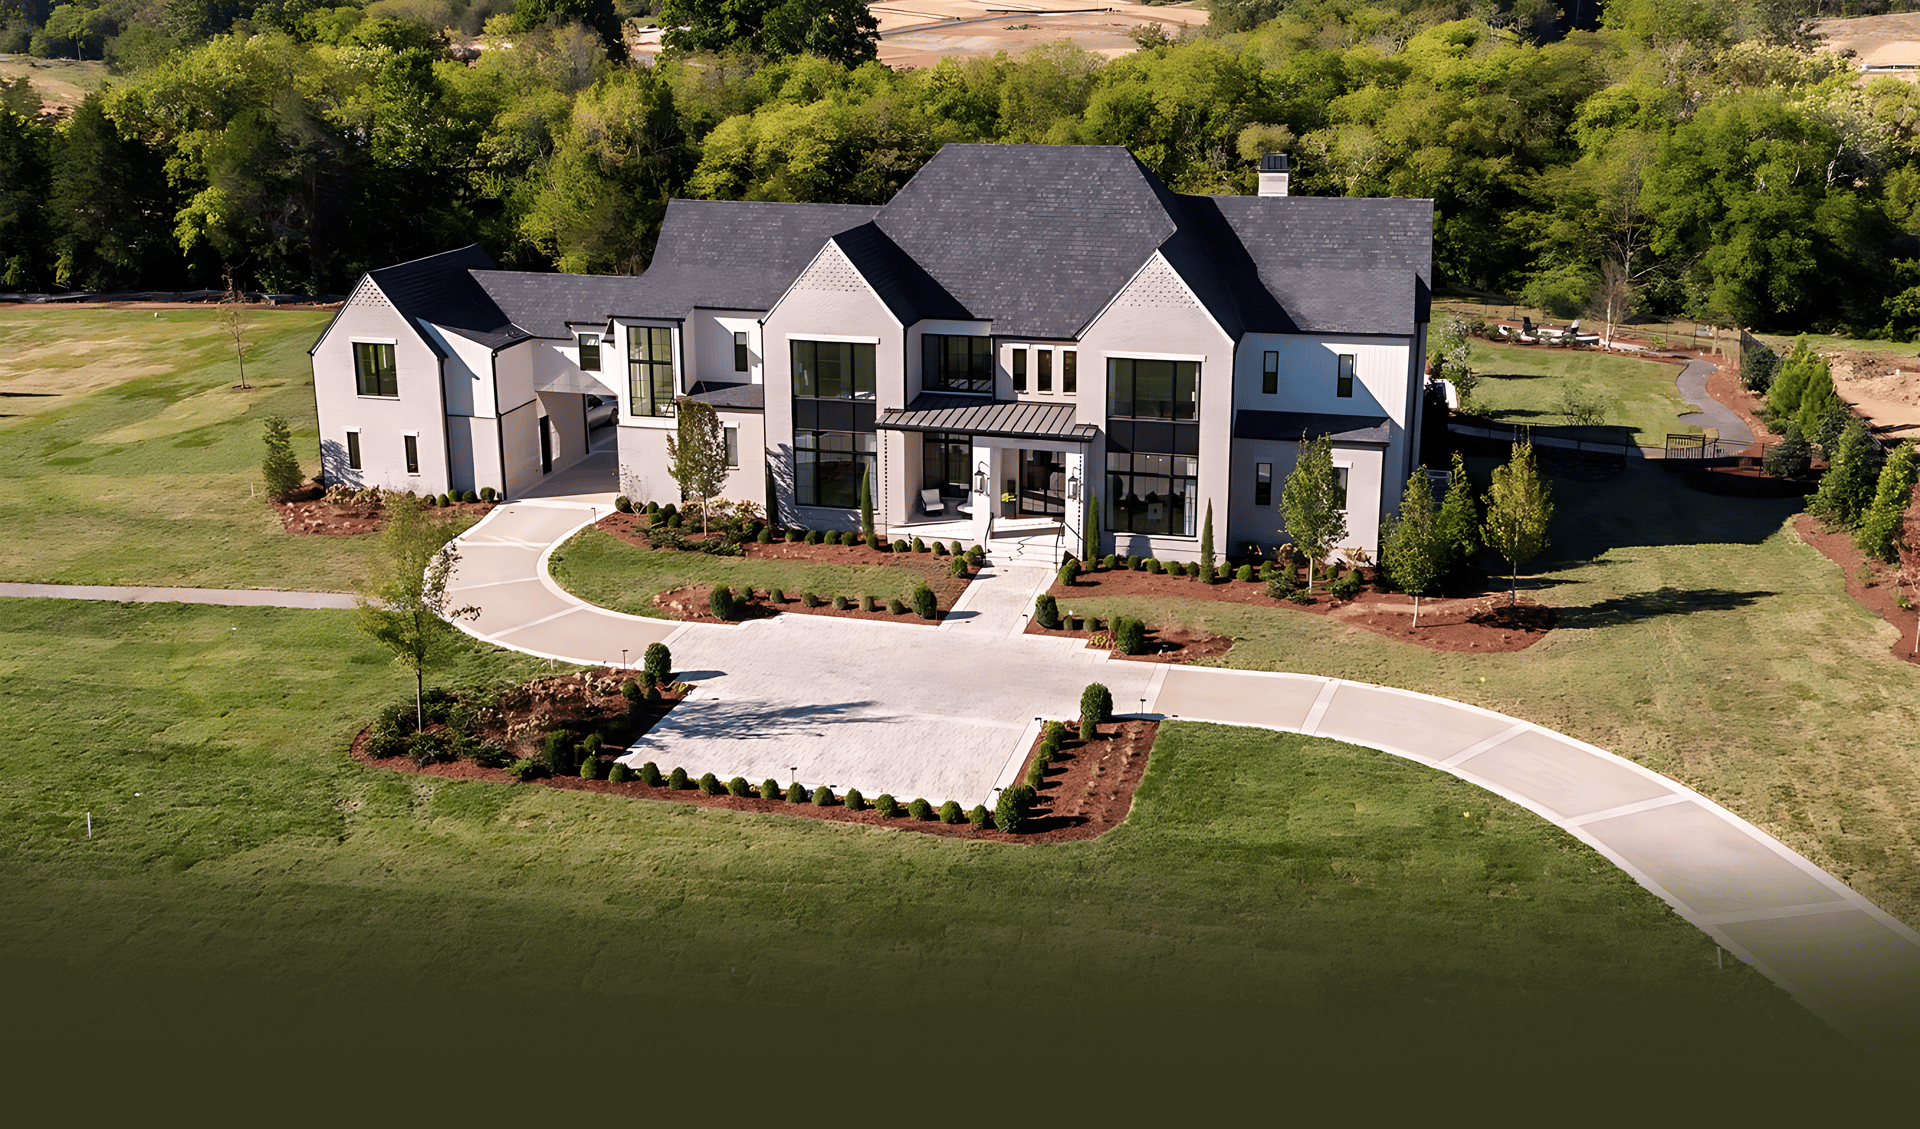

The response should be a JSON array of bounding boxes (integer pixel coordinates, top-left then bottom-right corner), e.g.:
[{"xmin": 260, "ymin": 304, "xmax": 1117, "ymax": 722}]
[
  {"xmin": 577, "ymin": 333, "xmax": 601, "ymax": 372},
  {"xmin": 923, "ymin": 334, "xmax": 991, "ymax": 394}
]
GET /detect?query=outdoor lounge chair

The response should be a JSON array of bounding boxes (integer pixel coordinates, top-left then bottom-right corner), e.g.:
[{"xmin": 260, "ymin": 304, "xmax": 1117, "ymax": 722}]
[{"xmin": 919, "ymin": 489, "xmax": 946, "ymax": 516}]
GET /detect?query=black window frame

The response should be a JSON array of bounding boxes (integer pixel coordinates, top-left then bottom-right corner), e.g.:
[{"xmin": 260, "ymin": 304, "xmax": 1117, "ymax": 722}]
[
  {"xmin": 724, "ymin": 424, "xmax": 738, "ymax": 469},
  {"xmin": 346, "ymin": 431, "xmax": 361, "ymax": 470},
  {"xmin": 1254, "ymin": 461, "xmax": 1272, "ymax": 507},
  {"xmin": 1262, "ymin": 350, "xmax": 1278, "ymax": 395},
  {"xmin": 403, "ymin": 434, "xmax": 419, "ymax": 475},
  {"xmin": 793, "ymin": 339, "xmax": 876, "ymax": 401},
  {"xmin": 922, "ymin": 431, "xmax": 972, "ymax": 499},
  {"xmin": 628, "ymin": 325, "xmax": 676, "ymax": 418},
  {"xmin": 1336, "ymin": 353, "xmax": 1355, "ymax": 398},
  {"xmin": 1106, "ymin": 357, "xmax": 1201, "ymax": 538},
  {"xmin": 922, "ymin": 334, "xmax": 992, "ymax": 395},
  {"xmin": 353, "ymin": 341, "xmax": 398, "ymax": 398},
  {"xmin": 1062, "ymin": 350, "xmax": 1076, "ymax": 394},
  {"xmin": 577, "ymin": 332, "xmax": 601, "ymax": 372},
  {"xmin": 1037, "ymin": 349, "xmax": 1052, "ymax": 394},
  {"xmin": 1012, "ymin": 347, "xmax": 1027, "ymax": 393},
  {"xmin": 733, "ymin": 331, "xmax": 749, "ymax": 373},
  {"xmin": 795, "ymin": 429, "xmax": 877, "ymax": 509}
]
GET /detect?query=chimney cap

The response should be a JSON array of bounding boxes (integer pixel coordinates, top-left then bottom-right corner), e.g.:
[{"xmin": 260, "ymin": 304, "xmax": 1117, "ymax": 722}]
[{"xmin": 1259, "ymin": 153, "xmax": 1289, "ymax": 173}]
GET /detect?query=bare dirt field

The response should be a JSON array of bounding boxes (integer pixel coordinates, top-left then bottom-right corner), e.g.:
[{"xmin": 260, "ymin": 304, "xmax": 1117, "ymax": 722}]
[
  {"xmin": 1813, "ymin": 12, "xmax": 1920, "ymax": 72},
  {"xmin": 0, "ymin": 54, "xmax": 106, "ymax": 115},
  {"xmin": 874, "ymin": 1, "xmax": 1210, "ymax": 69},
  {"xmin": 1820, "ymin": 348, "xmax": 1920, "ymax": 440}
]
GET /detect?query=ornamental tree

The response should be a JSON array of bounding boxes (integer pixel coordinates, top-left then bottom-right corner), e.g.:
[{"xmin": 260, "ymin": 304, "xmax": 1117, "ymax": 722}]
[
  {"xmin": 1280, "ymin": 433, "xmax": 1347, "ymax": 592},
  {"xmin": 355, "ymin": 495, "xmax": 479, "ymax": 730},
  {"xmin": 1382, "ymin": 468, "xmax": 1445, "ymax": 628},
  {"xmin": 667, "ymin": 395, "xmax": 728, "ymax": 534},
  {"xmin": 1482, "ymin": 442, "xmax": 1553, "ymax": 604}
]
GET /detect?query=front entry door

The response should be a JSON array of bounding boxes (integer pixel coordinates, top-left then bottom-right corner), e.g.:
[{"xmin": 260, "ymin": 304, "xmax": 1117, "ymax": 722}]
[
  {"xmin": 539, "ymin": 416, "xmax": 553, "ymax": 474},
  {"xmin": 1019, "ymin": 449, "xmax": 1065, "ymax": 517}
]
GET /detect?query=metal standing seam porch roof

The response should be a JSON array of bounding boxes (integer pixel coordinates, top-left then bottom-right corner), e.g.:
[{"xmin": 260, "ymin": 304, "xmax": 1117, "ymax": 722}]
[{"xmin": 877, "ymin": 394, "xmax": 1099, "ymax": 443}]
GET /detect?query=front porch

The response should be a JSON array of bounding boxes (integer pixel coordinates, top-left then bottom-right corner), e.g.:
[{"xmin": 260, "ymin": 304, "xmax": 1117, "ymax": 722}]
[{"xmin": 891, "ymin": 513, "xmax": 1070, "ymax": 567}]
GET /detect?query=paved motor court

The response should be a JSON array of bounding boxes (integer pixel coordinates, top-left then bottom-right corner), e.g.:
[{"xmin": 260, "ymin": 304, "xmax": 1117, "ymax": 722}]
[{"xmin": 448, "ymin": 500, "xmax": 1920, "ymax": 1061}]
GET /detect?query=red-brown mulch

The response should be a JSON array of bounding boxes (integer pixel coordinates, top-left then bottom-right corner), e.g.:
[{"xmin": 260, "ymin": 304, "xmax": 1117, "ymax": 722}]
[
  {"xmin": 349, "ymin": 668, "xmax": 1155, "ymax": 841},
  {"xmin": 1794, "ymin": 505, "xmax": 1920, "ymax": 664},
  {"xmin": 591, "ymin": 513, "xmax": 975, "ymax": 624},
  {"xmin": 272, "ymin": 480, "xmax": 495, "ymax": 536},
  {"xmin": 1034, "ymin": 567, "xmax": 1552, "ymax": 653}
]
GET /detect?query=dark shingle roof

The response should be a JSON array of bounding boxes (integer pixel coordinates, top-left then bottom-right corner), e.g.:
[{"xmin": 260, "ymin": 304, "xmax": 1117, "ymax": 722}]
[
  {"xmin": 1234, "ymin": 409, "xmax": 1391, "ymax": 446},
  {"xmin": 367, "ymin": 244, "xmax": 526, "ymax": 352},
  {"xmin": 830, "ymin": 222, "xmax": 971, "ymax": 324},
  {"xmin": 878, "ymin": 394, "xmax": 1098, "ymax": 443},
  {"xmin": 1205, "ymin": 195, "xmax": 1433, "ymax": 336},
  {"xmin": 474, "ymin": 271, "xmax": 646, "ymax": 340},
  {"xmin": 687, "ymin": 381, "xmax": 766, "ymax": 410},
  {"xmin": 874, "ymin": 145, "xmax": 1180, "ymax": 339},
  {"xmin": 628, "ymin": 200, "xmax": 882, "ymax": 316}
]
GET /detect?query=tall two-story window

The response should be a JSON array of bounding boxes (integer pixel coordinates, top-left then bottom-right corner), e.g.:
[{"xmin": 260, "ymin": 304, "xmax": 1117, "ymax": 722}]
[
  {"xmin": 353, "ymin": 342, "xmax": 398, "ymax": 397},
  {"xmin": 1107, "ymin": 358, "xmax": 1199, "ymax": 537},
  {"xmin": 577, "ymin": 333, "xmax": 601, "ymax": 371},
  {"xmin": 1336, "ymin": 354, "xmax": 1355, "ymax": 398},
  {"xmin": 923, "ymin": 334, "xmax": 991, "ymax": 393},
  {"xmin": 793, "ymin": 340, "xmax": 877, "ymax": 508},
  {"xmin": 628, "ymin": 326, "xmax": 675, "ymax": 417}
]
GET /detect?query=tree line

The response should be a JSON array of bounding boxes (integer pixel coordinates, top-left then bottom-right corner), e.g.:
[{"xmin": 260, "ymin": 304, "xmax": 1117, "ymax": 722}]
[{"xmin": 7, "ymin": 0, "xmax": 1920, "ymax": 334}]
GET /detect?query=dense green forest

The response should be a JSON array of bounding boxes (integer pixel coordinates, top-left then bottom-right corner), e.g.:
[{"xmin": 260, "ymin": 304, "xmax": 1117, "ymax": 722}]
[{"xmin": 6, "ymin": 0, "xmax": 1920, "ymax": 334}]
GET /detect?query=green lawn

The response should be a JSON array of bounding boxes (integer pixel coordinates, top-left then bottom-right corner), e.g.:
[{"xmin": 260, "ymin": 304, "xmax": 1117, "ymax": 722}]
[
  {"xmin": 1039, "ymin": 460, "xmax": 1920, "ymax": 932},
  {"xmin": 551, "ymin": 526, "xmax": 949, "ymax": 615},
  {"xmin": 0, "ymin": 307, "xmax": 376, "ymax": 590},
  {"xmin": 0, "ymin": 598, "xmax": 1857, "ymax": 1107},
  {"xmin": 1465, "ymin": 338, "xmax": 1705, "ymax": 447}
]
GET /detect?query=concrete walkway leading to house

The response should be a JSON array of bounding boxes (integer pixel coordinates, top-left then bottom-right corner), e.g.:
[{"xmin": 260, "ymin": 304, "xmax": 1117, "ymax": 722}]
[
  {"xmin": 444, "ymin": 500, "xmax": 1920, "ymax": 1062},
  {"xmin": 1675, "ymin": 355, "xmax": 1753, "ymax": 449},
  {"xmin": 0, "ymin": 582, "xmax": 358, "ymax": 609}
]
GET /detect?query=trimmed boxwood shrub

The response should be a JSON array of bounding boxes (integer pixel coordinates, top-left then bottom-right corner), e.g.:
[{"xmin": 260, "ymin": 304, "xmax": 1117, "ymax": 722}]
[
  {"xmin": 932, "ymin": 541, "xmax": 948, "ymax": 555},
  {"xmin": 913, "ymin": 584, "xmax": 937, "ymax": 619},
  {"xmin": 892, "ymin": 539, "xmax": 909, "ymax": 553},
  {"xmin": 580, "ymin": 754, "xmax": 603, "ymax": 780},
  {"xmin": 874, "ymin": 793, "xmax": 897, "ymax": 817},
  {"xmin": 640, "ymin": 761, "xmax": 661, "ymax": 786},
  {"xmin": 770, "ymin": 588, "xmax": 786, "ymax": 604},
  {"xmin": 912, "ymin": 537, "xmax": 927, "ymax": 553},
  {"xmin": 507, "ymin": 757, "xmax": 539, "ymax": 781},
  {"xmin": 995, "ymin": 784, "xmax": 1036, "ymax": 833},
  {"xmin": 939, "ymin": 800, "xmax": 964, "ymax": 824},
  {"xmin": 668, "ymin": 515, "xmax": 683, "ymax": 528},
  {"xmin": 1025, "ymin": 757, "xmax": 1047, "ymax": 789},
  {"xmin": 968, "ymin": 804, "xmax": 991, "ymax": 829},
  {"xmin": 1236, "ymin": 564, "xmax": 1254, "ymax": 582},
  {"xmin": 811, "ymin": 785, "xmax": 835, "ymax": 807},
  {"xmin": 1080, "ymin": 682, "xmax": 1113, "ymax": 739},
  {"xmin": 757, "ymin": 526, "xmax": 773, "ymax": 543},
  {"xmin": 615, "ymin": 495, "xmax": 633, "ymax": 513},
  {"xmin": 644, "ymin": 642, "xmax": 672, "ymax": 688},
  {"xmin": 843, "ymin": 787, "xmax": 865, "ymax": 812},
  {"xmin": 1113, "ymin": 616, "xmax": 1146, "ymax": 656},
  {"xmin": 761, "ymin": 778, "xmax": 782, "ymax": 800},
  {"xmin": 806, "ymin": 530, "xmax": 823, "ymax": 544},
  {"xmin": 539, "ymin": 730, "xmax": 576, "ymax": 775},
  {"xmin": 949, "ymin": 555, "xmax": 970, "ymax": 578},
  {"xmin": 1147, "ymin": 558, "xmax": 1164, "ymax": 574},
  {"xmin": 668, "ymin": 766, "xmax": 688, "ymax": 790},
  {"xmin": 968, "ymin": 545, "xmax": 984, "ymax": 562},
  {"xmin": 709, "ymin": 586, "xmax": 735, "ymax": 620},
  {"xmin": 786, "ymin": 781, "xmax": 808, "ymax": 803},
  {"xmin": 462, "ymin": 490, "xmax": 478, "ymax": 504},
  {"xmin": 645, "ymin": 500, "xmax": 659, "ymax": 513},
  {"xmin": 867, "ymin": 532, "xmax": 882, "ymax": 551},
  {"xmin": 438, "ymin": 493, "xmax": 452, "ymax": 507},
  {"xmin": 860, "ymin": 594, "xmax": 877, "ymax": 612},
  {"xmin": 1127, "ymin": 555, "xmax": 1144, "ymax": 571},
  {"xmin": 660, "ymin": 503, "xmax": 677, "ymax": 523},
  {"xmin": 699, "ymin": 771, "xmax": 723, "ymax": 795},
  {"xmin": 608, "ymin": 762, "xmax": 632, "ymax": 784},
  {"xmin": 621, "ymin": 679, "xmax": 641, "ymax": 702},
  {"xmin": 1330, "ymin": 570, "xmax": 1363, "ymax": 598},
  {"xmin": 1058, "ymin": 559, "xmax": 1080, "ymax": 586},
  {"xmin": 786, "ymin": 529, "xmax": 802, "ymax": 542},
  {"xmin": 832, "ymin": 595, "xmax": 851, "ymax": 611},
  {"xmin": 1034, "ymin": 592, "xmax": 1060, "ymax": 629},
  {"xmin": 480, "ymin": 486, "xmax": 497, "ymax": 502},
  {"xmin": 887, "ymin": 597, "xmax": 906, "ymax": 615},
  {"xmin": 1101, "ymin": 553, "xmax": 1118, "ymax": 570},
  {"xmin": 908, "ymin": 797, "xmax": 934, "ymax": 821},
  {"xmin": 727, "ymin": 775, "xmax": 751, "ymax": 797}
]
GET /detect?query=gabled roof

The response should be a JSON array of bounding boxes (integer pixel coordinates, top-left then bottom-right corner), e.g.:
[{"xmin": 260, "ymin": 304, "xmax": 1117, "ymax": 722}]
[
  {"xmin": 474, "ymin": 271, "xmax": 645, "ymax": 340},
  {"xmin": 626, "ymin": 199, "xmax": 882, "ymax": 317},
  {"xmin": 873, "ymin": 145, "xmax": 1180, "ymax": 340},
  {"xmin": 830, "ymin": 222, "xmax": 971, "ymax": 325},
  {"xmin": 371, "ymin": 244, "xmax": 525, "ymax": 351},
  {"xmin": 1205, "ymin": 195, "xmax": 1433, "ymax": 336}
]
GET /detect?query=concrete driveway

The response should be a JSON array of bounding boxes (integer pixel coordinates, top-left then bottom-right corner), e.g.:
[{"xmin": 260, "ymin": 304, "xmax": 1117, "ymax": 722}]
[{"xmin": 447, "ymin": 500, "xmax": 1920, "ymax": 1061}]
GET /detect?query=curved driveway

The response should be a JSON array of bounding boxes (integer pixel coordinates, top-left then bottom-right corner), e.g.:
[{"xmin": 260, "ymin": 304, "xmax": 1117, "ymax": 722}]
[{"xmin": 448, "ymin": 500, "xmax": 1920, "ymax": 1060}]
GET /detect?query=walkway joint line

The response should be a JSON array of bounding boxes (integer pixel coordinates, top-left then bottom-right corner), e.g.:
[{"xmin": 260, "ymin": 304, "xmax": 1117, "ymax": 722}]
[
  {"xmin": 1298, "ymin": 680, "xmax": 1341, "ymax": 737},
  {"xmin": 1435, "ymin": 720, "xmax": 1532, "ymax": 768},
  {"xmin": 1564, "ymin": 792, "xmax": 1690, "ymax": 827},
  {"xmin": 1695, "ymin": 901, "xmax": 1865, "ymax": 927}
]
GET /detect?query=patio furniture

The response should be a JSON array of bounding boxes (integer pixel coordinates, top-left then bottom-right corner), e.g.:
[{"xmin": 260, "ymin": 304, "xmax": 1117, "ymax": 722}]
[{"xmin": 919, "ymin": 489, "xmax": 946, "ymax": 516}]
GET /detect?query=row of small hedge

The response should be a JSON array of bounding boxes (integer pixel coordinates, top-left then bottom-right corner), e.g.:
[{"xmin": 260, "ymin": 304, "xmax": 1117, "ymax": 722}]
[
  {"xmin": 1057, "ymin": 554, "xmax": 1365, "ymax": 599},
  {"xmin": 588, "ymin": 765, "xmax": 1024, "ymax": 830},
  {"xmin": 424, "ymin": 487, "xmax": 495, "ymax": 507},
  {"xmin": 706, "ymin": 584, "xmax": 941, "ymax": 620}
]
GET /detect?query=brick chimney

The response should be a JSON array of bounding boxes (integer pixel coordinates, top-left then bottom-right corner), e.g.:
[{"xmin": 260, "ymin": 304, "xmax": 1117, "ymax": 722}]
[{"xmin": 1257, "ymin": 153, "xmax": 1290, "ymax": 198}]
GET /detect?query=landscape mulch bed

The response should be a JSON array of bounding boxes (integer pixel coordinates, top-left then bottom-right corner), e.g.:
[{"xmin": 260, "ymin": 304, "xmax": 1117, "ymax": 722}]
[
  {"xmin": 1794, "ymin": 506, "xmax": 1920, "ymax": 664},
  {"xmin": 592, "ymin": 513, "xmax": 975, "ymax": 624},
  {"xmin": 273, "ymin": 480, "xmax": 494, "ymax": 536},
  {"xmin": 350, "ymin": 668, "xmax": 1153, "ymax": 841},
  {"xmin": 1034, "ymin": 567, "xmax": 1552, "ymax": 654}
]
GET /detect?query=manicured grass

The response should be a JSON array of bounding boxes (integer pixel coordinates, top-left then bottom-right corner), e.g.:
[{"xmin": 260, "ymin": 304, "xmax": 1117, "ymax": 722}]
[
  {"xmin": 1464, "ymin": 339, "xmax": 1706, "ymax": 447},
  {"xmin": 550, "ymin": 526, "xmax": 945, "ymax": 616},
  {"xmin": 1045, "ymin": 461, "xmax": 1920, "ymax": 931},
  {"xmin": 0, "ymin": 308, "xmax": 379, "ymax": 590},
  {"xmin": 0, "ymin": 598, "xmax": 1852, "ymax": 1105}
]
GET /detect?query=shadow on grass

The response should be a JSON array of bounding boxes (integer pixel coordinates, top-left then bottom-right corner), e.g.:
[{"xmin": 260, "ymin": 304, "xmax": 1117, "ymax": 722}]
[
  {"xmin": 1540, "ymin": 463, "xmax": 1802, "ymax": 556},
  {"xmin": 1557, "ymin": 587, "xmax": 1775, "ymax": 630}
]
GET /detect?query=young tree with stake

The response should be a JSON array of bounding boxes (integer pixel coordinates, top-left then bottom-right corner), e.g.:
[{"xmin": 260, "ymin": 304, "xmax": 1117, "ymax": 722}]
[
  {"xmin": 1483, "ymin": 442, "xmax": 1553, "ymax": 604},
  {"xmin": 666, "ymin": 396, "xmax": 728, "ymax": 535},
  {"xmin": 1382, "ymin": 467, "xmax": 1445, "ymax": 627},
  {"xmin": 1280, "ymin": 433, "xmax": 1346, "ymax": 592},
  {"xmin": 356, "ymin": 495, "xmax": 479, "ymax": 730}
]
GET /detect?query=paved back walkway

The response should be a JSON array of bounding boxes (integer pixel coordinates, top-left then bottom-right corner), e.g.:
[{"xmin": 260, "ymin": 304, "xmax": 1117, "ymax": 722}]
[
  {"xmin": 1675, "ymin": 355, "xmax": 1753, "ymax": 448},
  {"xmin": 0, "ymin": 582, "xmax": 357, "ymax": 609},
  {"xmin": 443, "ymin": 500, "xmax": 1920, "ymax": 1060}
]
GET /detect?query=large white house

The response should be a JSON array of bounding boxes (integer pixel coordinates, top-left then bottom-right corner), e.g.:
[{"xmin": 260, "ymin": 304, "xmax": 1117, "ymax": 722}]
[{"xmin": 310, "ymin": 145, "xmax": 1433, "ymax": 560}]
